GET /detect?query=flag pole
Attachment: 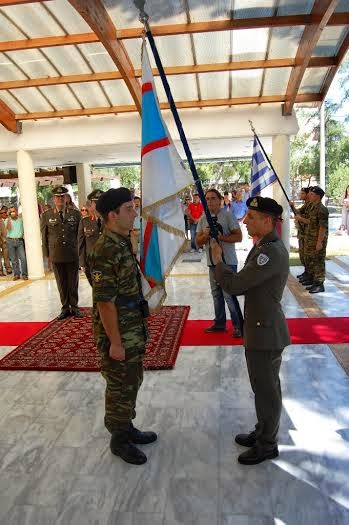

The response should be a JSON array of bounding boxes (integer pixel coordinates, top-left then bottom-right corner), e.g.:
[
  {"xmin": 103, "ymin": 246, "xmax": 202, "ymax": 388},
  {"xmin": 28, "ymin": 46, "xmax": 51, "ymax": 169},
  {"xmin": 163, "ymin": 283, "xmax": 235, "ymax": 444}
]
[
  {"xmin": 135, "ymin": 0, "xmax": 243, "ymax": 330},
  {"xmin": 249, "ymin": 120, "xmax": 296, "ymax": 214}
]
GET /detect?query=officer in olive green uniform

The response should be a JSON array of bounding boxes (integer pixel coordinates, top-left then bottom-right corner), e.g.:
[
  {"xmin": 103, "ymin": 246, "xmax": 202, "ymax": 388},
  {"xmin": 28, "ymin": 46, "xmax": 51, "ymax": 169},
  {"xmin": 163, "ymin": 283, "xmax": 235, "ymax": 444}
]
[
  {"xmin": 78, "ymin": 189, "xmax": 104, "ymax": 281},
  {"xmin": 88, "ymin": 188, "xmax": 157, "ymax": 465},
  {"xmin": 294, "ymin": 187, "xmax": 312, "ymax": 280},
  {"xmin": 40, "ymin": 186, "xmax": 83, "ymax": 319},
  {"xmin": 211, "ymin": 196, "xmax": 290, "ymax": 465},
  {"xmin": 302, "ymin": 186, "xmax": 328, "ymax": 293}
]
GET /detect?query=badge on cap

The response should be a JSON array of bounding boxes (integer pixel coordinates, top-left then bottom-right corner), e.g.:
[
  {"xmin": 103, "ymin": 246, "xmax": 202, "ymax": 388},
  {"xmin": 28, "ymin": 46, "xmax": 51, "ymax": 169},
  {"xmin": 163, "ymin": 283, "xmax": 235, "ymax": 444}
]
[
  {"xmin": 92, "ymin": 271, "xmax": 103, "ymax": 283},
  {"xmin": 250, "ymin": 198, "xmax": 258, "ymax": 207},
  {"xmin": 257, "ymin": 253, "xmax": 269, "ymax": 266}
]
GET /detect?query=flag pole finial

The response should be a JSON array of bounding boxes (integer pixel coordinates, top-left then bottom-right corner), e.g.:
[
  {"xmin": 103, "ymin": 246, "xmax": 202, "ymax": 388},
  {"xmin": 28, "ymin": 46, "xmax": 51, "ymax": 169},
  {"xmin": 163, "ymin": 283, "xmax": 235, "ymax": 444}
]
[
  {"xmin": 134, "ymin": 0, "xmax": 149, "ymax": 27},
  {"xmin": 249, "ymin": 119, "xmax": 256, "ymax": 135}
]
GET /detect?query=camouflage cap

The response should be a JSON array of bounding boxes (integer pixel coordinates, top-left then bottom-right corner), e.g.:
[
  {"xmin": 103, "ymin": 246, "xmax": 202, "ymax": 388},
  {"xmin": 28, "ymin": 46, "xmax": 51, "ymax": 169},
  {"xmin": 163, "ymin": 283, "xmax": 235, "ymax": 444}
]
[
  {"xmin": 52, "ymin": 186, "xmax": 68, "ymax": 196},
  {"xmin": 87, "ymin": 189, "xmax": 105, "ymax": 201},
  {"xmin": 96, "ymin": 187, "xmax": 132, "ymax": 215},
  {"xmin": 247, "ymin": 196, "xmax": 283, "ymax": 218},
  {"xmin": 309, "ymin": 185, "xmax": 325, "ymax": 198}
]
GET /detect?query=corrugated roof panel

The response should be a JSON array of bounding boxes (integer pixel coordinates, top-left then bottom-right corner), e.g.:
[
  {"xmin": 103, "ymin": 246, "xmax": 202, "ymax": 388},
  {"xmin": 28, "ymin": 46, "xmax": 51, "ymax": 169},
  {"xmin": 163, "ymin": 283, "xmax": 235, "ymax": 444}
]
[
  {"xmin": 37, "ymin": 85, "xmax": 82, "ymax": 110},
  {"xmin": 106, "ymin": 0, "xmax": 187, "ymax": 28},
  {"xmin": 199, "ymin": 72, "xmax": 229, "ymax": 99},
  {"xmin": 268, "ymin": 27, "xmax": 305, "ymax": 59},
  {"xmin": 263, "ymin": 68, "xmax": 292, "ymax": 95},
  {"xmin": 0, "ymin": 91, "xmax": 27, "ymax": 113},
  {"xmin": 150, "ymin": 35, "xmax": 194, "ymax": 67},
  {"xmin": 0, "ymin": 3, "xmax": 65, "ymax": 38},
  {"xmin": 8, "ymin": 87, "xmax": 53, "ymax": 112},
  {"xmin": 233, "ymin": 0, "xmax": 277, "ymax": 19},
  {"xmin": 335, "ymin": 0, "xmax": 349, "ymax": 12},
  {"xmin": 299, "ymin": 68, "xmax": 329, "ymax": 93},
  {"xmin": 0, "ymin": 11, "xmax": 27, "ymax": 41},
  {"xmin": 192, "ymin": 32, "xmax": 231, "ymax": 64},
  {"xmin": 231, "ymin": 69, "xmax": 263, "ymax": 97},
  {"xmin": 123, "ymin": 39, "xmax": 144, "ymax": 71},
  {"xmin": 278, "ymin": 0, "xmax": 315, "ymax": 16},
  {"xmin": 5, "ymin": 49, "xmax": 57, "ymax": 79},
  {"xmin": 61, "ymin": 82, "xmax": 110, "ymax": 108},
  {"xmin": 39, "ymin": 46, "xmax": 93, "ymax": 75},
  {"xmin": 314, "ymin": 26, "xmax": 348, "ymax": 56},
  {"xmin": 77, "ymin": 43, "xmax": 117, "ymax": 73},
  {"xmin": 99, "ymin": 80, "xmax": 135, "ymax": 106},
  {"xmin": 0, "ymin": 52, "xmax": 27, "ymax": 82},
  {"xmin": 187, "ymin": 0, "xmax": 231, "ymax": 22},
  {"xmin": 42, "ymin": 0, "xmax": 92, "ymax": 34},
  {"xmin": 231, "ymin": 28, "xmax": 269, "ymax": 61},
  {"xmin": 154, "ymin": 74, "xmax": 198, "ymax": 102}
]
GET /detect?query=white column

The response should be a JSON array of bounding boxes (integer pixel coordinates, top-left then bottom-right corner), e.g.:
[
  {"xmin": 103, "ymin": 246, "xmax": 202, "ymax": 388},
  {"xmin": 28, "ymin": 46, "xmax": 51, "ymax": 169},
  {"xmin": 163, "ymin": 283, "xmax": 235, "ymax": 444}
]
[
  {"xmin": 320, "ymin": 103, "xmax": 326, "ymax": 191},
  {"xmin": 272, "ymin": 135, "xmax": 291, "ymax": 252},
  {"xmin": 16, "ymin": 150, "xmax": 45, "ymax": 279},
  {"xmin": 76, "ymin": 163, "xmax": 92, "ymax": 207}
]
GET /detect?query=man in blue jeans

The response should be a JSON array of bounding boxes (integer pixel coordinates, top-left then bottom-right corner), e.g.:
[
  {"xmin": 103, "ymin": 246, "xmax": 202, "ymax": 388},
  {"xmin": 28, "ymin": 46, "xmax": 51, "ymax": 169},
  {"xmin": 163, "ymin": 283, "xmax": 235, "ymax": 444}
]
[
  {"xmin": 196, "ymin": 189, "xmax": 242, "ymax": 337},
  {"xmin": 6, "ymin": 206, "xmax": 28, "ymax": 280}
]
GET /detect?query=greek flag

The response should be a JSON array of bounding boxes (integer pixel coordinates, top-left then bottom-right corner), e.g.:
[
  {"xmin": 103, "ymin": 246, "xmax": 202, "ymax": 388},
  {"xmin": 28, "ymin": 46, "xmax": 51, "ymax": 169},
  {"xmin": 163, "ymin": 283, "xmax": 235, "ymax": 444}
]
[
  {"xmin": 140, "ymin": 43, "xmax": 192, "ymax": 310},
  {"xmin": 251, "ymin": 136, "xmax": 277, "ymax": 196}
]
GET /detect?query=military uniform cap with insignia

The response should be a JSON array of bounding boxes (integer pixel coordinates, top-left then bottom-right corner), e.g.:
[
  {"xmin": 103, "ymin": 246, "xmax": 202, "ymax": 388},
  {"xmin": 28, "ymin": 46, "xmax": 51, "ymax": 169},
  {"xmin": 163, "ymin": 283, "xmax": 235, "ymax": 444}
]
[
  {"xmin": 52, "ymin": 185, "xmax": 68, "ymax": 196},
  {"xmin": 246, "ymin": 196, "xmax": 283, "ymax": 219},
  {"xmin": 88, "ymin": 189, "xmax": 105, "ymax": 202}
]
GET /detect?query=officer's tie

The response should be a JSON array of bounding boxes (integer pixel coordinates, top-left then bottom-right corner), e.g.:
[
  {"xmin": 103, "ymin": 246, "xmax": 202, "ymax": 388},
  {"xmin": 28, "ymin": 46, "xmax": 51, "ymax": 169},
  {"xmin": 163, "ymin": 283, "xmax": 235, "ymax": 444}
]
[
  {"xmin": 97, "ymin": 218, "xmax": 102, "ymax": 231},
  {"xmin": 59, "ymin": 210, "xmax": 64, "ymax": 223}
]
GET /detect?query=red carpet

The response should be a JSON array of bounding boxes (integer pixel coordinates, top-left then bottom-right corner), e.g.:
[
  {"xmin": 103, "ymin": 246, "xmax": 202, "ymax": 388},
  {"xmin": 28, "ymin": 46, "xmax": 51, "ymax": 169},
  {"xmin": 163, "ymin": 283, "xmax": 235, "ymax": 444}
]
[
  {"xmin": 180, "ymin": 318, "xmax": 349, "ymax": 346},
  {"xmin": 0, "ymin": 306, "xmax": 189, "ymax": 372}
]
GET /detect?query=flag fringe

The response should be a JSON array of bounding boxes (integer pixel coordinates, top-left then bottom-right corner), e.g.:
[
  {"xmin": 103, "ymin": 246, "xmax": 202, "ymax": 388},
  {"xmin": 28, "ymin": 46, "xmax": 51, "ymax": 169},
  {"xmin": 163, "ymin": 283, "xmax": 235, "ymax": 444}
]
[
  {"xmin": 143, "ymin": 236, "xmax": 187, "ymax": 289},
  {"xmin": 142, "ymin": 183, "xmax": 192, "ymax": 219}
]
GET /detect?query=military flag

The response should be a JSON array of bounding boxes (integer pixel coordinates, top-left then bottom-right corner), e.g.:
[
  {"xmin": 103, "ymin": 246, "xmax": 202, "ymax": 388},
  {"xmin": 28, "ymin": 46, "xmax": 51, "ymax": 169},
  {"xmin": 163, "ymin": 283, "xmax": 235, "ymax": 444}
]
[
  {"xmin": 140, "ymin": 44, "xmax": 192, "ymax": 309},
  {"xmin": 251, "ymin": 136, "xmax": 277, "ymax": 196}
]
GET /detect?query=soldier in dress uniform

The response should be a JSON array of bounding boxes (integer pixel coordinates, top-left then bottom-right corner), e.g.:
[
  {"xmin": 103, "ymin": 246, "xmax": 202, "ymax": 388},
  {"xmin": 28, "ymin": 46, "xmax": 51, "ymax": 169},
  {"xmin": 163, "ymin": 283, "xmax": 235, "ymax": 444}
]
[
  {"xmin": 210, "ymin": 196, "xmax": 290, "ymax": 465},
  {"xmin": 40, "ymin": 186, "xmax": 83, "ymax": 320},
  {"xmin": 78, "ymin": 189, "xmax": 104, "ymax": 282},
  {"xmin": 88, "ymin": 188, "xmax": 157, "ymax": 465}
]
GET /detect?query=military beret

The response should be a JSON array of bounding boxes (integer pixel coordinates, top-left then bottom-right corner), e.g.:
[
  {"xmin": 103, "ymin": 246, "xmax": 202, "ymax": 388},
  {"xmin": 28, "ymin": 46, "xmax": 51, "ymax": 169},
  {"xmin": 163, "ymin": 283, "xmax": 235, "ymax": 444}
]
[
  {"xmin": 309, "ymin": 185, "xmax": 325, "ymax": 198},
  {"xmin": 246, "ymin": 196, "xmax": 283, "ymax": 218},
  {"xmin": 52, "ymin": 185, "xmax": 68, "ymax": 196},
  {"xmin": 301, "ymin": 187, "xmax": 310, "ymax": 194},
  {"xmin": 87, "ymin": 189, "xmax": 104, "ymax": 201},
  {"xmin": 96, "ymin": 187, "xmax": 133, "ymax": 215}
]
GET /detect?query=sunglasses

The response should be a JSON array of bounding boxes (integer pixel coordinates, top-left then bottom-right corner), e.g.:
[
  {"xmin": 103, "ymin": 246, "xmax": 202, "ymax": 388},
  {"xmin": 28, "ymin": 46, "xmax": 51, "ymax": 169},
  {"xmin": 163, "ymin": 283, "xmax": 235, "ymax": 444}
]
[{"xmin": 81, "ymin": 208, "xmax": 88, "ymax": 212}]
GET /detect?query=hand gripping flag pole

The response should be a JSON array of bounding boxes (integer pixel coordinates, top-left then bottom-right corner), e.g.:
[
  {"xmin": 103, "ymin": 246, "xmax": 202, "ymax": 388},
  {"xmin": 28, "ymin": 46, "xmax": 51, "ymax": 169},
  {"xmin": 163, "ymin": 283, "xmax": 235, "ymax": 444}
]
[
  {"xmin": 249, "ymin": 120, "xmax": 296, "ymax": 214},
  {"xmin": 134, "ymin": 0, "xmax": 244, "ymax": 331}
]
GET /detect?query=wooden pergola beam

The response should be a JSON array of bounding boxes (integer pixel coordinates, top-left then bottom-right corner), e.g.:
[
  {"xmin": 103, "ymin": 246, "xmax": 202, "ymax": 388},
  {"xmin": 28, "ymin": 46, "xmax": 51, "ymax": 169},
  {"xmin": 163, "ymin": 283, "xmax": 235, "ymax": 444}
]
[
  {"xmin": 320, "ymin": 29, "xmax": 349, "ymax": 101},
  {"xmin": 0, "ymin": 0, "xmax": 50, "ymax": 5},
  {"xmin": 67, "ymin": 0, "xmax": 141, "ymax": 113},
  {"xmin": 0, "ymin": 57, "xmax": 336, "ymax": 91},
  {"xmin": 283, "ymin": 0, "xmax": 340, "ymax": 115},
  {"xmin": 1, "ymin": 13, "xmax": 349, "ymax": 53},
  {"xmin": 15, "ymin": 93, "xmax": 322, "ymax": 121},
  {"xmin": 0, "ymin": 99, "xmax": 19, "ymax": 133}
]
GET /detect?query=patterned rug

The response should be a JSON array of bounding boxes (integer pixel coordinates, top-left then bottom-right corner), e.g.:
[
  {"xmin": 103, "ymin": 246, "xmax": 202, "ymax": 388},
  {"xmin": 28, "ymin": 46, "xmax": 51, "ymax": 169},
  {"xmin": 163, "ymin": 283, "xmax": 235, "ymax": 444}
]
[{"xmin": 0, "ymin": 306, "xmax": 190, "ymax": 372}]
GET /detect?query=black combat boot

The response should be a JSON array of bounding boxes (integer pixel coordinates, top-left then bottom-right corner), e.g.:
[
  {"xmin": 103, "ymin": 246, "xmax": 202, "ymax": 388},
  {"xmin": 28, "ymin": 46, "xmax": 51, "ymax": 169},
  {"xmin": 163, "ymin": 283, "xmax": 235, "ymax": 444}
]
[
  {"xmin": 308, "ymin": 281, "xmax": 325, "ymax": 294},
  {"xmin": 297, "ymin": 271, "xmax": 307, "ymax": 279},
  {"xmin": 301, "ymin": 279, "xmax": 313, "ymax": 286},
  {"xmin": 235, "ymin": 431, "xmax": 257, "ymax": 447},
  {"xmin": 110, "ymin": 429, "xmax": 147, "ymax": 465},
  {"xmin": 238, "ymin": 444, "xmax": 279, "ymax": 465},
  {"xmin": 129, "ymin": 422, "xmax": 157, "ymax": 445}
]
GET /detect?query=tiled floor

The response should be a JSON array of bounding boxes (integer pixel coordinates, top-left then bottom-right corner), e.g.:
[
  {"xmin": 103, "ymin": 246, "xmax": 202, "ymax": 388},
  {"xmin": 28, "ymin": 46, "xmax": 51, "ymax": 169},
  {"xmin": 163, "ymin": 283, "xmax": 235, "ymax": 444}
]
[{"xmin": 0, "ymin": 252, "xmax": 348, "ymax": 525}]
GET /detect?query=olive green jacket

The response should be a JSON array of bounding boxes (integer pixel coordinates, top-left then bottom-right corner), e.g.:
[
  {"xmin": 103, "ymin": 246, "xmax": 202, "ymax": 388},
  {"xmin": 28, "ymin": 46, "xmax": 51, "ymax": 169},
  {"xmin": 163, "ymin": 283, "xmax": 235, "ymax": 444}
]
[
  {"xmin": 215, "ymin": 230, "xmax": 290, "ymax": 350},
  {"xmin": 40, "ymin": 207, "xmax": 81, "ymax": 263}
]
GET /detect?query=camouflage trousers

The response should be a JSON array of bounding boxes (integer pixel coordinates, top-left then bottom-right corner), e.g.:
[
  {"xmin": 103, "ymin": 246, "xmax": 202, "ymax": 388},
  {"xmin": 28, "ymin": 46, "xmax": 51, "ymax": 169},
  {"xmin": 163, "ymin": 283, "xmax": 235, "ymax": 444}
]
[
  {"xmin": 304, "ymin": 242, "xmax": 327, "ymax": 283},
  {"xmin": 99, "ymin": 344, "xmax": 144, "ymax": 433},
  {"xmin": 297, "ymin": 237, "xmax": 305, "ymax": 267}
]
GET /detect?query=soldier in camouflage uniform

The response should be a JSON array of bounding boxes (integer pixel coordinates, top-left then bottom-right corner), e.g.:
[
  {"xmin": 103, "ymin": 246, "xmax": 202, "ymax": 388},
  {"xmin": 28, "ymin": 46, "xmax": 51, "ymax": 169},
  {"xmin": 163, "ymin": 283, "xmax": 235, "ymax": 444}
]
[
  {"xmin": 293, "ymin": 187, "xmax": 311, "ymax": 280},
  {"xmin": 78, "ymin": 189, "xmax": 104, "ymax": 282},
  {"xmin": 298, "ymin": 186, "xmax": 328, "ymax": 293},
  {"xmin": 88, "ymin": 188, "xmax": 157, "ymax": 465}
]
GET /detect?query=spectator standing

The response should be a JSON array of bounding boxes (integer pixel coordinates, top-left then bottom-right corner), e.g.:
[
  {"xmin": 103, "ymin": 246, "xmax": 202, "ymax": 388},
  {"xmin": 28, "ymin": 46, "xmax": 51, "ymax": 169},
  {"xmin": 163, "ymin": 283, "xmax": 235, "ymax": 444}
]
[
  {"xmin": 339, "ymin": 184, "xmax": 349, "ymax": 233},
  {"xmin": 0, "ymin": 207, "xmax": 12, "ymax": 276},
  {"xmin": 231, "ymin": 189, "xmax": 248, "ymax": 222},
  {"xmin": 6, "ymin": 206, "xmax": 28, "ymax": 281},
  {"xmin": 131, "ymin": 196, "xmax": 141, "ymax": 256},
  {"xmin": 188, "ymin": 193, "xmax": 204, "ymax": 252},
  {"xmin": 223, "ymin": 191, "xmax": 231, "ymax": 211}
]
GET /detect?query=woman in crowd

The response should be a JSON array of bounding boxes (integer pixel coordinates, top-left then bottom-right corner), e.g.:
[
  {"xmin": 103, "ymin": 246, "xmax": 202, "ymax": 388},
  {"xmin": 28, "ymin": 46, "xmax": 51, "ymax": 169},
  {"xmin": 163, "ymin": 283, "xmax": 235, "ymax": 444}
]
[{"xmin": 340, "ymin": 185, "xmax": 349, "ymax": 234}]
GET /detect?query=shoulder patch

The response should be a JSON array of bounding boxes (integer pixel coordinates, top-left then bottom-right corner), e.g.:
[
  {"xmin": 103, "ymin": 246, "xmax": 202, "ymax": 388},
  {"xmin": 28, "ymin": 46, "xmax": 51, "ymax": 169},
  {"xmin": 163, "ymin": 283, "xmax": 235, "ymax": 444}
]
[
  {"xmin": 257, "ymin": 253, "xmax": 269, "ymax": 266},
  {"xmin": 92, "ymin": 270, "xmax": 103, "ymax": 283}
]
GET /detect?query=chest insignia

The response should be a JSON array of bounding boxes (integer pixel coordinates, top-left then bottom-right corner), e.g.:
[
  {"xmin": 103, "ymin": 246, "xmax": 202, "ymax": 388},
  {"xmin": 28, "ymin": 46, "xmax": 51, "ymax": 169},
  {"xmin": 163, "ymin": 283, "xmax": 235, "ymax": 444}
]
[
  {"xmin": 92, "ymin": 271, "xmax": 103, "ymax": 282},
  {"xmin": 49, "ymin": 218, "xmax": 57, "ymax": 223},
  {"xmin": 257, "ymin": 253, "xmax": 269, "ymax": 266}
]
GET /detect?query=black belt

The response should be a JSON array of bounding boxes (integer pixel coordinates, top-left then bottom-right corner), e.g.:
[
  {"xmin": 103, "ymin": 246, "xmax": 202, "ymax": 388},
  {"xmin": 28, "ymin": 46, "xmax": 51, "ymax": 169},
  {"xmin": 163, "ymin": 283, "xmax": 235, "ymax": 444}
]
[
  {"xmin": 8, "ymin": 237, "xmax": 23, "ymax": 241},
  {"xmin": 116, "ymin": 295, "xmax": 143, "ymax": 309}
]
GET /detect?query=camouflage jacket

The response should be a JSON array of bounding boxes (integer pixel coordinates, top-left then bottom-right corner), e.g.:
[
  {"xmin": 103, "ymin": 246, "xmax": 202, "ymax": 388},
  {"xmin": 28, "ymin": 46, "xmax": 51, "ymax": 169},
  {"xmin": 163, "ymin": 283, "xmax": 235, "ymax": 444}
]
[
  {"xmin": 87, "ymin": 229, "xmax": 147, "ymax": 351},
  {"xmin": 305, "ymin": 201, "xmax": 329, "ymax": 244},
  {"xmin": 296, "ymin": 201, "xmax": 312, "ymax": 239}
]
